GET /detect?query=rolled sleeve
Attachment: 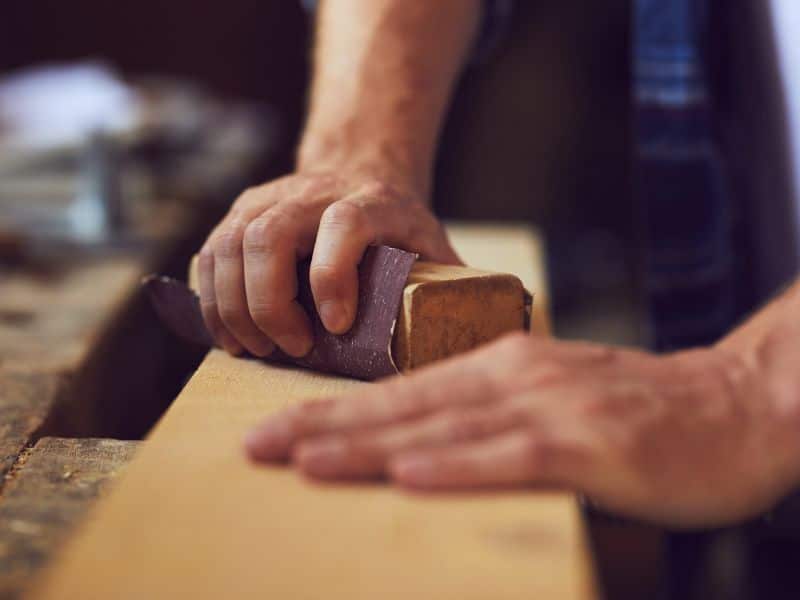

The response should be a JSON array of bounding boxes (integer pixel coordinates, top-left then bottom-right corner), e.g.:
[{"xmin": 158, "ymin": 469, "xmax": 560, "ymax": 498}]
[{"xmin": 300, "ymin": 0, "xmax": 513, "ymax": 63}]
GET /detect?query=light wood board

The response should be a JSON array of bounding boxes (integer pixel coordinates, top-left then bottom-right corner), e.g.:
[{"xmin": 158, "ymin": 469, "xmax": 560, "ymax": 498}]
[{"xmin": 32, "ymin": 224, "xmax": 598, "ymax": 600}]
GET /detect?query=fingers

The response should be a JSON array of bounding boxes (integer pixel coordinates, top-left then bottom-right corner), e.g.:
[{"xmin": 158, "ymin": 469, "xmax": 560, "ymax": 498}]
[
  {"xmin": 245, "ymin": 351, "xmax": 502, "ymax": 461},
  {"xmin": 198, "ymin": 187, "xmax": 279, "ymax": 356},
  {"xmin": 242, "ymin": 208, "xmax": 315, "ymax": 357},
  {"xmin": 244, "ymin": 333, "xmax": 625, "ymax": 464},
  {"xmin": 310, "ymin": 199, "xmax": 375, "ymax": 333},
  {"xmin": 201, "ymin": 183, "xmax": 323, "ymax": 358},
  {"xmin": 197, "ymin": 247, "xmax": 244, "ymax": 355},
  {"xmin": 389, "ymin": 429, "xmax": 590, "ymax": 491},
  {"xmin": 417, "ymin": 222, "xmax": 462, "ymax": 266},
  {"xmin": 202, "ymin": 175, "xmax": 460, "ymax": 358},
  {"xmin": 213, "ymin": 220, "xmax": 276, "ymax": 357},
  {"xmin": 293, "ymin": 403, "xmax": 526, "ymax": 479},
  {"xmin": 310, "ymin": 191, "xmax": 462, "ymax": 334}
]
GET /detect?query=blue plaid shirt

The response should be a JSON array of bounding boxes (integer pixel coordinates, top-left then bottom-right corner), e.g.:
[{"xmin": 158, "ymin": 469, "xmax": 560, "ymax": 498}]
[
  {"xmin": 481, "ymin": 0, "xmax": 736, "ymax": 350},
  {"xmin": 634, "ymin": 0, "xmax": 736, "ymax": 350}
]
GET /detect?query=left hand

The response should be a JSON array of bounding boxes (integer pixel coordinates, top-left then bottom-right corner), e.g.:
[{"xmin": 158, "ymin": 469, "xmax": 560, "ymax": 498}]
[{"xmin": 244, "ymin": 333, "xmax": 800, "ymax": 528}]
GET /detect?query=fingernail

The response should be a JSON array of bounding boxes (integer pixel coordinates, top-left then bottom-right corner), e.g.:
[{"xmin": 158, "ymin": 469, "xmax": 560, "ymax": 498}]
[
  {"xmin": 318, "ymin": 301, "xmax": 348, "ymax": 334},
  {"xmin": 295, "ymin": 438, "xmax": 347, "ymax": 477},
  {"xmin": 392, "ymin": 455, "xmax": 434, "ymax": 486},
  {"xmin": 244, "ymin": 417, "xmax": 292, "ymax": 460},
  {"xmin": 275, "ymin": 334, "xmax": 312, "ymax": 358}
]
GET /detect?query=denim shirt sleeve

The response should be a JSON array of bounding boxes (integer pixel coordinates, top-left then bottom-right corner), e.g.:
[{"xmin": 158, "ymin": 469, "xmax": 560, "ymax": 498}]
[{"xmin": 300, "ymin": 0, "xmax": 513, "ymax": 63}]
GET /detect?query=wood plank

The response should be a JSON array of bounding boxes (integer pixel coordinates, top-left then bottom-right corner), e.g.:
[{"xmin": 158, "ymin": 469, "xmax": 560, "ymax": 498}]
[
  {"xmin": 0, "ymin": 437, "xmax": 139, "ymax": 599},
  {"xmin": 32, "ymin": 224, "xmax": 598, "ymax": 600}
]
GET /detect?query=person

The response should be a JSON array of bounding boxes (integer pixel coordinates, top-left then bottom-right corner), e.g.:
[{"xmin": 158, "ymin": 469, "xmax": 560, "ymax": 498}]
[{"xmin": 197, "ymin": 0, "xmax": 800, "ymax": 528}]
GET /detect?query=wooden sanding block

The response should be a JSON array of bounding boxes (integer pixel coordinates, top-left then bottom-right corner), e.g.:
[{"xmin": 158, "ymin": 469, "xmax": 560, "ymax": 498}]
[{"xmin": 144, "ymin": 246, "xmax": 531, "ymax": 380}]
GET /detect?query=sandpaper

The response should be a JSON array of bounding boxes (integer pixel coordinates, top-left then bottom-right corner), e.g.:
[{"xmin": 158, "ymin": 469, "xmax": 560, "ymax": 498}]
[{"xmin": 144, "ymin": 245, "xmax": 417, "ymax": 380}]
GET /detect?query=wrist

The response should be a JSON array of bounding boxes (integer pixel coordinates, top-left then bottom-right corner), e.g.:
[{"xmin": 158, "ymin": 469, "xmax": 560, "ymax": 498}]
[
  {"xmin": 715, "ymin": 331, "xmax": 800, "ymax": 499},
  {"xmin": 297, "ymin": 123, "xmax": 434, "ymax": 203}
]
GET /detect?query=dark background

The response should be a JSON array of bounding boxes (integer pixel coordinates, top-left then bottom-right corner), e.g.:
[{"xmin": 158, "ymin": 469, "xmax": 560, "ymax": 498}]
[
  {"xmin": 1, "ymin": 0, "xmax": 312, "ymax": 175},
  {"xmin": 2, "ymin": 0, "xmax": 629, "ymax": 229}
]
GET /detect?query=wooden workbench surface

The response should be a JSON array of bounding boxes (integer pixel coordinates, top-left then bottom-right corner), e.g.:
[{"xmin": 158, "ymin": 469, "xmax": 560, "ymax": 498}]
[
  {"xmin": 0, "ymin": 437, "xmax": 140, "ymax": 599},
  {"xmin": 30, "ymin": 224, "xmax": 600, "ymax": 600},
  {"xmin": 0, "ymin": 199, "xmax": 206, "ymax": 597}
]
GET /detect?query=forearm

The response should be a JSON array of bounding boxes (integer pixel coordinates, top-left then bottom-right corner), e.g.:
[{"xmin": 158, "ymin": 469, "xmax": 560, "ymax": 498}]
[{"xmin": 297, "ymin": 0, "xmax": 481, "ymax": 200}]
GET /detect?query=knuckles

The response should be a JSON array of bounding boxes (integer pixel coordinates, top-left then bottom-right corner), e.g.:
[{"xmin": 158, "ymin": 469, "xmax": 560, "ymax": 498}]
[
  {"xmin": 358, "ymin": 180, "xmax": 400, "ymax": 201},
  {"xmin": 214, "ymin": 220, "xmax": 248, "ymax": 259},
  {"xmin": 217, "ymin": 303, "xmax": 249, "ymax": 330},
  {"xmin": 248, "ymin": 303, "xmax": 282, "ymax": 328},
  {"xmin": 320, "ymin": 199, "xmax": 372, "ymax": 234},
  {"xmin": 525, "ymin": 360, "xmax": 574, "ymax": 389},
  {"xmin": 517, "ymin": 432, "xmax": 554, "ymax": 473},
  {"xmin": 242, "ymin": 213, "xmax": 285, "ymax": 255},
  {"xmin": 242, "ymin": 219, "xmax": 271, "ymax": 253},
  {"xmin": 205, "ymin": 174, "xmax": 424, "ymax": 263},
  {"xmin": 496, "ymin": 331, "xmax": 539, "ymax": 364},
  {"xmin": 228, "ymin": 187, "xmax": 258, "ymax": 216},
  {"xmin": 444, "ymin": 411, "xmax": 494, "ymax": 441},
  {"xmin": 309, "ymin": 263, "xmax": 345, "ymax": 297}
]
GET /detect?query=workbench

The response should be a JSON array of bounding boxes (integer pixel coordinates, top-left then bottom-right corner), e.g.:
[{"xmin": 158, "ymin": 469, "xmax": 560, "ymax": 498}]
[{"xmin": 0, "ymin": 198, "xmax": 208, "ymax": 597}]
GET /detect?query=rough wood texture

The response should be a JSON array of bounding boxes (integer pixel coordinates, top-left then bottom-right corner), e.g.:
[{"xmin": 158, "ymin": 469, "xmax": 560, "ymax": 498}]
[
  {"xmin": 0, "ymin": 374, "xmax": 62, "ymax": 481},
  {"xmin": 0, "ymin": 199, "xmax": 205, "ymax": 443},
  {"xmin": 0, "ymin": 437, "xmax": 139, "ymax": 599},
  {"xmin": 0, "ymin": 201, "xmax": 208, "ymax": 600},
  {"xmin": 393, "ymin": 263, "xmax": 528, "ymax": 371},
  {"xmin": 33, "ymin": 225, "xmax": 597, "ymax": 600},
  {"xmin": 442, "ymin": 222, "xmax": 551, "ymax": 335},
  {"xmin": 0, "ymin": 258, "xmax": 144, "ymax": 375},
  {"xmin": 0, "ymin": 201, "xmax": 194, "ymax": 375}
]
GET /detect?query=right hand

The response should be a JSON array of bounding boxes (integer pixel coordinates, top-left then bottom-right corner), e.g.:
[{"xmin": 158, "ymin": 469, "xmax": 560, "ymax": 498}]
[{"xmin": 197, "ymin": 171, "xmax": 460, "ymax": 358}]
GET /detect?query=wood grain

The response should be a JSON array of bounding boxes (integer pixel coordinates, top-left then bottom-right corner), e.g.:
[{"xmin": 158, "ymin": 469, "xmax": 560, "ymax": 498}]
[
  {"xmin": 442, "ymin": 222, "xmax": 551, "ymax": 335},
  {"xmin": 0, "ymin": 437, "xmax": 139, "ymax": 599},
  {"xmin": 393, "ymin": 263, "xmax": 528, "ymax": 371},
  {"xmin": 0, "ymin": 374, "xmax": 62, "ymax": 481},
  {"xmin": 32, "ymin": 225, "xmax": 597, "ymax": 600}
]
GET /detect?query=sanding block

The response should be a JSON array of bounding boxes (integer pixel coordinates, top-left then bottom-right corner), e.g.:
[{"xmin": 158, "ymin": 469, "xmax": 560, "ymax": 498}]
[{"xmin": 144, "ymin": 245, "xmax": 532, "ymax": 380}]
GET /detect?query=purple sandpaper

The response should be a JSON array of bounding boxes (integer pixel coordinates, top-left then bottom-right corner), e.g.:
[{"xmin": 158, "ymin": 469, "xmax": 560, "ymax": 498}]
[{"xmin": 143, "ymin": 245, "xmax": 417, "ymax": 381}]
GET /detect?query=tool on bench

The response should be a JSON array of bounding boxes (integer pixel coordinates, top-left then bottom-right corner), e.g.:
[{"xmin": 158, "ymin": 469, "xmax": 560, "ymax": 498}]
[{"xmin": 144, "ymin": 245, "xmax": 533, "ymax": 380}]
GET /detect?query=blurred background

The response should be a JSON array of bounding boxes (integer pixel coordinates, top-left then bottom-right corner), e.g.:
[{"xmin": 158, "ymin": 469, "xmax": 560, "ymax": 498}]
[{"xmin": 0, "ymin": 0, "xmax": 641, "ymax": 348}]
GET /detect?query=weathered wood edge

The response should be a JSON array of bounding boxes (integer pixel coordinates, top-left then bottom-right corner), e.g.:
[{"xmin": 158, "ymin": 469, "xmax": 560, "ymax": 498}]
[{"xmin": 0, "ymin": 437, "xmax": 140, "ymax": 600}]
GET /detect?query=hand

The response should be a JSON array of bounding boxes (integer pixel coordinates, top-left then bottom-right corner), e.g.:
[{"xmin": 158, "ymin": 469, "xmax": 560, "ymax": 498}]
[
  {"xmin": 197, "ymin": 171, "xmax": 459, "ymax": 358},
  {"xmin": 244, "ymin": 332, "xmax": 800, "ymax": 528}
]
